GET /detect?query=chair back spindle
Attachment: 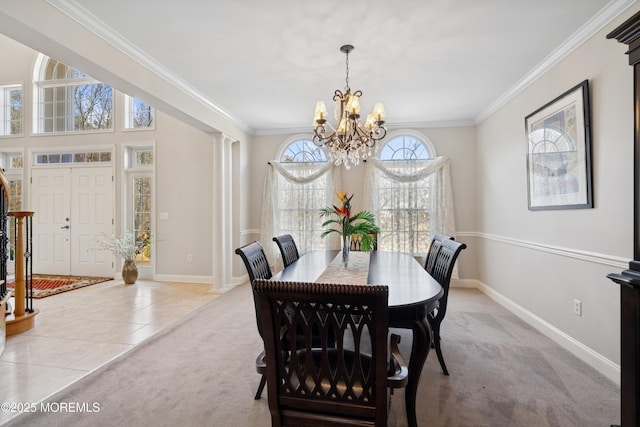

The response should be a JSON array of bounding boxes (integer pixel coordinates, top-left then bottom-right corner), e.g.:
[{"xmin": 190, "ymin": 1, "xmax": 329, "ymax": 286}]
[
  {"xmin": 272, "ymin": 234, "xmax": 300, "ymax": 268},
  {"xmin": 424, "ymin": 234, "xmax": 454, "ymax": 274},
  {"xmin": 253, "ymin": 279, "xmax": 403, "ymax": 426}
]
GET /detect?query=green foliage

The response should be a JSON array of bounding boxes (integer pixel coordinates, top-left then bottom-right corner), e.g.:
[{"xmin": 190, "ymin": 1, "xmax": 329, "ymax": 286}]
[{"xmin": 319, "ymin": 203, "xmax": 380, "ymax": 252}]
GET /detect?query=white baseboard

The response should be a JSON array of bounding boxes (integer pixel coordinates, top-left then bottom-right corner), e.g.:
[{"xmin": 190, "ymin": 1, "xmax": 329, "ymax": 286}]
[
  {"xmin": 234, "ymin": 273, "xmax": 249, "ymax": 286},
  {"xmin": 152, "ymin": 274, "xmax": 237, "ymax": 294},
  {"xmin": 453, "ymin": 279, "xmax": 620, "ymax": 385},
  {"xmin": 153, "ymin": 274, "xmax": 213, "ymax": 284}
]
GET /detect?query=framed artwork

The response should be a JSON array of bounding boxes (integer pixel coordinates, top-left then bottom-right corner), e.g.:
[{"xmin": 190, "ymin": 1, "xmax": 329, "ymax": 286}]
[{"xmin": 525, "ymin": 80, "xmax": 593, "ymax": 210}]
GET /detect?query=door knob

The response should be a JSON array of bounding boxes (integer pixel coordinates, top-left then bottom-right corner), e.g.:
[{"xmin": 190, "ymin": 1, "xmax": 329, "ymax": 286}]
[{"xmin": 60, "ymin": 225, "xmax": 70, "ymax": 229}]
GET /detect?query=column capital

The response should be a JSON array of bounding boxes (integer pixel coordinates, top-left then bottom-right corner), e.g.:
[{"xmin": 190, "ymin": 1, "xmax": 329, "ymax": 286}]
[{"xmin": 212, "ymin": 133, "xmax": 237, "ymax": 146}]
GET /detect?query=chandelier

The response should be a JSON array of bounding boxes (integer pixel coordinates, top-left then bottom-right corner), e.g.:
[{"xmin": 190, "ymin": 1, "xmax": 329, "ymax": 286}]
[{"xmin": 312, "ymin": 45, "xmax": 387, "ymax": 169}]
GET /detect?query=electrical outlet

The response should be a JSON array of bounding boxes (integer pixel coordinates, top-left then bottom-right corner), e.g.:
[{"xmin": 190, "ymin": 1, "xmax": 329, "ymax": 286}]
[
  {"xmin": 573, "ymin": 299, "xmax": 582, "ymax": 316},
  {"xmin": 187, "ymin": 254, "xmax": 193, "ymax": 262}
]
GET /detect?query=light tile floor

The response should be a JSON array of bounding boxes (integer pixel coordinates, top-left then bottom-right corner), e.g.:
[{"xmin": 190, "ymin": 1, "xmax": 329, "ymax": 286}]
[{"xmin": 0, "ymin": 279, "xmax": 219, "ymax": 425}]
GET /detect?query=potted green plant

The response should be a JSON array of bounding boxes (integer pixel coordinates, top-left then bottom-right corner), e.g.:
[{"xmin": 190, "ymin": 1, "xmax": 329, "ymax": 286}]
[{"xmin": 320, "ymin": 191, "xmax": 380, "ymax": 266}]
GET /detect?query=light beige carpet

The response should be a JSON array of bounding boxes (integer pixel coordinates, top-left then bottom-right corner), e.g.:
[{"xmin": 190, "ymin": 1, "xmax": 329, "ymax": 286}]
[{"xmin": 5, "ymin": 286, "xmax": 619, "ymax": 426}]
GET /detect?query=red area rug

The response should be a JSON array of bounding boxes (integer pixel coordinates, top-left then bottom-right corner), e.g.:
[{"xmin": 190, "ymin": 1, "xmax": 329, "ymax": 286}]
[{"xmin": 7, "ymin": 275, "xmax": 113, "ymax": 298}]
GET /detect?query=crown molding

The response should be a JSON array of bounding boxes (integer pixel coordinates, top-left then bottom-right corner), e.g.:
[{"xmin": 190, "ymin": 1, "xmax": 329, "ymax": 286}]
[
  {"xmin": 46, "ymin": 0, "xmax": 251, "ymax": 134},
  {"xmin": 475, "ymin": 0, "xmax": 638, "ymax": 124},
  {"xmin": 45, "ymin": 0, "xmax": 638, "ymax": 136},
  {"xmin": 251, "ymin": 119, "xmax": 477, "ymax": 137}
]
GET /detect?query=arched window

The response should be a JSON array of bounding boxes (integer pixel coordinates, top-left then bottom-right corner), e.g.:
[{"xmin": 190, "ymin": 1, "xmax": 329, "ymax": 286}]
[
  {"xmin": 33, "ymin": 55, "xmax": 113, "ymax": 134},
  {"xmin": 369, "ymin": 132, "xmax": 455, "ymax": 255},
  {"xmin": 279, "ymin": 138, "xmax": 327, "ymax": 163},
  {"xmin": 378, "ymin": 134, "xmax": 434, "ymax": 161},
  {"xmin": 263, "ymin": 137, "xmax": 338, "ymax": 268}
]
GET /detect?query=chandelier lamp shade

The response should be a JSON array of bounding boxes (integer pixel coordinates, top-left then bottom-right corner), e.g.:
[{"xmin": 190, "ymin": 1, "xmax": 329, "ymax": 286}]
[{"xmin": 312, "ymin": 44, "xmax": 387, "ymax": 169}]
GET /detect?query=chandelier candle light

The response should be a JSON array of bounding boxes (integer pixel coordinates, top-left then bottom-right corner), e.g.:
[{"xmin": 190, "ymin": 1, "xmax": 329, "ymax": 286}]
[{"xmin": 313, "ymin": 45, "xmax": 387, "ymax": 169}]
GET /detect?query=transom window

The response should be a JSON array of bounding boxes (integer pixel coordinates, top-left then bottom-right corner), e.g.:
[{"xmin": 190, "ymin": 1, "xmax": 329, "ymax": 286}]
[
  {"xmin": 0, "ymin": 84, "xmax": 23, "ymax": 136},
  {"xmin": 128, "ymin": 146, "xmax": 154, "ymax": 167},
  {"xmin": 33, "ymin": 56, "xmax": 113, "ymax": 134},
  {"xmin": 34, "ymin": 151, "xmax": 112, "ymax": 165}
]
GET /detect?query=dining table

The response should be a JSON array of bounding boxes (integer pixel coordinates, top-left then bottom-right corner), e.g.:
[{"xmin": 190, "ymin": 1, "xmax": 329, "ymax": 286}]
[{"xmin": 271, "ymin": 250, "xmax": 443, "ymax": 427}]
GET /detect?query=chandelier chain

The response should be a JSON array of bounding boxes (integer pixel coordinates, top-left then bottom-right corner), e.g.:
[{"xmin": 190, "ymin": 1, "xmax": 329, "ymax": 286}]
[{"xmin": 345, "ymin": 49, "xmax": 350, "ymax": 91}]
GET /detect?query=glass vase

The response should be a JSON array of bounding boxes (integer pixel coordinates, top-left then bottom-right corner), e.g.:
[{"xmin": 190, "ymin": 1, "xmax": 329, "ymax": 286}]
[{"xmin": 342, "ymin": 234, "xmax": 351, "ymax": 267}]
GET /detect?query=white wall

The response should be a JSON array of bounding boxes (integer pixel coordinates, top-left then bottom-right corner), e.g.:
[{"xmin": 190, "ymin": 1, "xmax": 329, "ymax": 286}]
[
  {"xmin": 0, "ymin": 34, "xmax": 216, "ymax": 280},
  {"xmin": 475, "ymin": 4, "xmax": 639, "ymax": 376}
]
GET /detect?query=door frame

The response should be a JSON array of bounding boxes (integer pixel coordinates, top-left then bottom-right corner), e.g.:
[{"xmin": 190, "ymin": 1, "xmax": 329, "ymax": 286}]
[{"xmin": 28, "ymin": 146, "xmax": 116, "ymax": 277}]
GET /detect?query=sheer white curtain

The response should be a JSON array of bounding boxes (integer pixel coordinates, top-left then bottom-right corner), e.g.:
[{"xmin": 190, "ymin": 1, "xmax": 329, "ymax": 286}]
[
  {"xmin": 261, "ymin": 161, "xmax": 342, "ymax": 271},
  {"xmin": 364, "ymin": 156, "xmax": 457, "ymax": 255}
]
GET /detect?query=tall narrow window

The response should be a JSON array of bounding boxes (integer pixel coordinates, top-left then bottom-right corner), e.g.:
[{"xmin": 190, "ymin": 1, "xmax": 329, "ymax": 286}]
[
  {"xmin": 124, "ymin": 95, "xmax": 155, "ymax": 130},
  {"xmin": 125, "ymin": 146, "xmax": 153, "ymax": 271},
  {"xmin": 132, "ymin": 176, "xmax": 152, "ymax": 267},
  {"xmin": 0, "ymin": 152, "xmax": 23, "ymax": 266},
  {"xmin": 0, "ymin": 84, "xmax": 23, "ymax": 136},
  {"xmin": 33, "ymin": 55, "xmax": 113, "ymax": 134}
]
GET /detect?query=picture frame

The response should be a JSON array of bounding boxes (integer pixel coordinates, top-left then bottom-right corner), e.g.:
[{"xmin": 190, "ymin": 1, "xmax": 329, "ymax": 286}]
[{"xmin": 525, "ymin": 80, "xmax": 593, "ymax": 210}]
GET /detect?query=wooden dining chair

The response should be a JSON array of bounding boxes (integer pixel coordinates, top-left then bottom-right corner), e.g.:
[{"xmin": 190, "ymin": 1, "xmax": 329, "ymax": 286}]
[
  {"xmin": 428, "ymin": 237, "xmax": 466, "ymax": 375},
  {"xmin": 252, "ymin": 279, "xmax": 408, "ymax": 427},
  {"xmin": 424, "ymin": 234, "xmax": 454, "ymax": 274},
  {"xmin": 272, "ymin": 234, "xmax": 299, "ymax": 268},
  {"xmin": 234, "ymin": 241, "xmax": 272, "ymax": 399}
]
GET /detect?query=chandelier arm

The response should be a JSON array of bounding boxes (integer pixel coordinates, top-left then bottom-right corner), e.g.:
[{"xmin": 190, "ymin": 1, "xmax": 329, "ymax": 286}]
[
  {"xmin": 313, "ymin": 126, "xmax": 339, "ymax": 146},
  {"xmin": 373, "ymin": 126, "xmax": 387, "ymax": 141}
]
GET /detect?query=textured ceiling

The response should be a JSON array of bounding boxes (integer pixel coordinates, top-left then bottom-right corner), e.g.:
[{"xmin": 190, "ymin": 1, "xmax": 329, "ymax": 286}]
[{"xmin": 7, "ymin": 0, "xmax": 635, "ymax": 133}]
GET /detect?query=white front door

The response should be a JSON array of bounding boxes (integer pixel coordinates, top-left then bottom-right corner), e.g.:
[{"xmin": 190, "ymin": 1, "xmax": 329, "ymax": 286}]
[
  {"xmin": 70, "ymin": 167, "xmax": 114, "ymax": 277},
  {"xmin": 32, "ymin": 167, "xmax": 114, "ymax": 277},
  {"xmin": 32, "ymin": 168, "xmax": 71, "ymax": 275}
]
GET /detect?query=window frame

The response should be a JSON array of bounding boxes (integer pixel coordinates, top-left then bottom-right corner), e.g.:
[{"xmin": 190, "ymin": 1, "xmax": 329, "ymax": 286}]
[
  {"xmin": 0, "ymin": 83, "xmax": 23, "ymax": 137},
  {"xmin": 265, "ymin": 136, "xmax": 336, "ymax": 263},
  {"xmin": 277, "ymin": 135, "xmax": 327, "ymax": 163},
  {"xmin": 123, "ymin": 143, "xmax": 155, "ymax": 278},
  {"xmin": 123, "ymin": 95, "xmax": 155, "ymax": 131},
  {"xmin": 32, "ymin": 54, "xmax": 114, "ymax": 135},
  {"xmin": 0, "ymin": 149, "xmax": 24, "ymax": 269},
  {"xmin": 372, "ymin": 131, "xmax": 437, "ymax": 254}
]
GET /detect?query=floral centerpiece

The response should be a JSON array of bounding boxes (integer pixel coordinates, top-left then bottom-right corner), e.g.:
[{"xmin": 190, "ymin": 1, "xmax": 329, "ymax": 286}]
[
  {"xmin": 97, "ymin": 230, "xmax": 143, "ymax": 260},
  {"xmin": 97, "ymin": 230, "xmax": 145, "ymax": 284},
  {"xmin": 320, "ymin": 191, "xmax": 380, "ymax": 265}
]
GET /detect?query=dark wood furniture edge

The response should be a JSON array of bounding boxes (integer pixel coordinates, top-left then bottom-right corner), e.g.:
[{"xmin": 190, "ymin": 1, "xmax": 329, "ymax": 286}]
[{"xmin": 607, "ymin": 9, "xmax": 640, "ymax": 426}]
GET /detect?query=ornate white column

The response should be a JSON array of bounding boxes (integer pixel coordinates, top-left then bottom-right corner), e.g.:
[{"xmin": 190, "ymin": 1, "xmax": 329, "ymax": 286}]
[{"xmin": 212, "ymin": 133, "xmax": 236, "ymax": 292}]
